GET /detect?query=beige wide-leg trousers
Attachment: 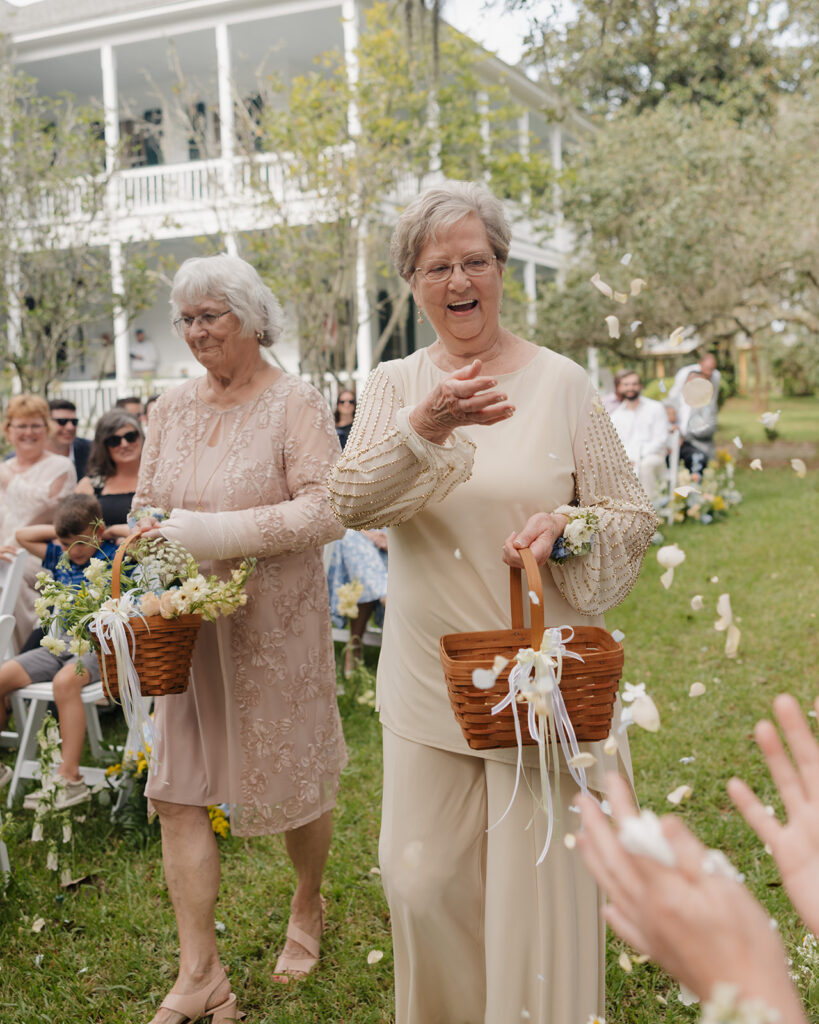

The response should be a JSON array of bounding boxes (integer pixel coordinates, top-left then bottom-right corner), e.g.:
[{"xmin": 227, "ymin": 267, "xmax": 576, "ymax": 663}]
[{"xmin": 380, "ymin": 727, "xmax": 604, "ymax": 1024}]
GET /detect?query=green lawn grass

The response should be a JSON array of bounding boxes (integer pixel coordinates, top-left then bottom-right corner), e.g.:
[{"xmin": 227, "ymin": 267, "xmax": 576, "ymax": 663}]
[
  {"xmin": 716, "ymin": 394, "xmax": 818, "ymax": 446},
  {"xmin": 1, "ymin": 463, "xmax": 817, "ymax": 1023}
]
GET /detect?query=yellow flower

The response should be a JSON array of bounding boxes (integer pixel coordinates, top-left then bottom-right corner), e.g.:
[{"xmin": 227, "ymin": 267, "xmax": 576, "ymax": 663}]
[{"xmin": 712, "ymin": 495, "xmax": 725, "ymax": 511}]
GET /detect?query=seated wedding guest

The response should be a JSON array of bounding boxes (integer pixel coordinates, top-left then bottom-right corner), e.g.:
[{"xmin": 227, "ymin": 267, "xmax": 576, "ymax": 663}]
[
  {"xmin": 327, "ymin": 527, "xmax": 387, "ymax": 677},
  {"xmin": 669, "ymin": 351, "xmax": 721, "ymax": 404},
  {"xmin": 577, "ymin": 693, "xmax": 819, "ymax": 1024},
  {"xmin": 133, "ymin": 253, "xmax": 346, "ymax": 1023},
  {"xmin": 0, "ymin": 395, "xmax": 76, "ymax": 647},
  {"xmin": 329, "ymin": 180, "xmax": 656, "ymax": 1024},
  {"xmin": 0, "ymin": 495, "xmax": 116, "ymax": 804},
  {"xmin": 334, "ymin": 388, "xmax": 356, "ymax": 450},
  {"xmin": 47, "ymin": 399, "xmax": 92, "ymax": 480},
  {"xmin": 666, "ymin": 366, "xmax": 718, "ymax": 474},
  {"xmin": 75, "ymin": 410, "xmax": 143, "ymax": 531},
  {"xmin": 115, "ymin": 395, "xmax": 144, "ymax": 421},
  {"xmin": 609, "ymin": 370, "xmax": 669, "ymax": 503}
]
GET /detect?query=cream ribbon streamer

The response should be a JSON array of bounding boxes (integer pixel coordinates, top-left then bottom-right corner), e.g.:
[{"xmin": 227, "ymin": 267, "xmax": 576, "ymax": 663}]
[
  {"xmin": 489, "ymin": 625, "xmax": 592, "ymax": 863},
  {"xmin": 89, "ymin": 594, "xmax": 156, "ymax": 763}
]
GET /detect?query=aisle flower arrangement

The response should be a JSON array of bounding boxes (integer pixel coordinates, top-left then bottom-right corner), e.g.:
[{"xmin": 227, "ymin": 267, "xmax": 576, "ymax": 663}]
[{"xmin": 670, "ymin": 450, "xmax": 742, "ymax": 524}]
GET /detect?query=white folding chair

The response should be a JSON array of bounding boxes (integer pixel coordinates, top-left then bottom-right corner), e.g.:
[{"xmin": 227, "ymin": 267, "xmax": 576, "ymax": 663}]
[
  {"xmin": 662, "ymin": 431, "xmax": 682, "ymax": 525},
  {"xmin": 6, "ymin": 680, "xmax": 108, "ymax": 806},
  {"xmin": 0, "ymin": 614, "xmax": 18, "ymax": 750},
  {"xmin": 0, "ymin": 551, "xmax": 27, "ymax": 623}
]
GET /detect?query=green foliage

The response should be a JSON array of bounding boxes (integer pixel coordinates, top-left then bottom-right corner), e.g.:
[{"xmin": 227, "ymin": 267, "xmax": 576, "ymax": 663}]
[{"xmin": 769, "ymin": 335, "xmax": 819, "ymax": 397}]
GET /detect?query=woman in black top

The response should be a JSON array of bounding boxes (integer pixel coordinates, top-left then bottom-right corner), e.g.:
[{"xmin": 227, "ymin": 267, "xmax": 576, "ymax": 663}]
[
  {"xmin": 334, "ymin": 389, "xmax": 356, "ymax": 451},
  {"xmin": 75, "ymin": 409, "xmax": 143, "ymax": 529}
]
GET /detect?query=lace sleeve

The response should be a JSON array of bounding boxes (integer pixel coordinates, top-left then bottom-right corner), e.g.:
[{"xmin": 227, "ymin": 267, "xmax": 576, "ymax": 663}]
[
  {"xmin": 549, "ymin": 386, "xmax": 658, "ymax": 615},
  {"xmin": 328, "ymin": 363, "xmax": 475, "ymax": 529}
]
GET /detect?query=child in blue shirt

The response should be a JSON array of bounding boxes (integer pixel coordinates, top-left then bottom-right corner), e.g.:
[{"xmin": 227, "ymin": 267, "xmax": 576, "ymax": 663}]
[{"xmin": 0, "ymin": 494, "xmax": 120, "ymax": 808}]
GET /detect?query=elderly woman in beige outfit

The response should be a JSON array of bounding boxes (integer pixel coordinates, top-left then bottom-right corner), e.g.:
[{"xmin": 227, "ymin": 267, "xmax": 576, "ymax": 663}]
[
  {"xmin": 135, "ymin": 254, "xmax": 346, "ymax": 1024},
  {"xmin": 329, "ymin": 181, "xmax": 656, "ymax": 1024}
]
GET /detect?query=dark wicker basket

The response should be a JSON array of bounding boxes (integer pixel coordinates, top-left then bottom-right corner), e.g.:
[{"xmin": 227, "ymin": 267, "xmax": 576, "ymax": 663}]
[
  {"xmin": 440, "ymin": 547, "xmax": 623, "ymax": 749},
  {"xmin": 96, "ymin": 531, "xmax": 201, "ymax": 700}
]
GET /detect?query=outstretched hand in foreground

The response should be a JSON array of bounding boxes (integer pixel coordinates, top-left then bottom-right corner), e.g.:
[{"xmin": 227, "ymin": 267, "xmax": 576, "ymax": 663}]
[{"xmin": 577, "ymin": 773, "xmax": 806, "ymax": 1024}]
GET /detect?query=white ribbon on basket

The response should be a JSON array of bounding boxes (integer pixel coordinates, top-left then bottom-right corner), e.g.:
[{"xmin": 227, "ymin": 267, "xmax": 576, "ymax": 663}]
[
  {"xmin": 89, "ymin": 594, "xmax": 156, "ymax": 763},
  {"xmin": 489, "ymin": 625, "xmax": 594, "ymax": 863}
]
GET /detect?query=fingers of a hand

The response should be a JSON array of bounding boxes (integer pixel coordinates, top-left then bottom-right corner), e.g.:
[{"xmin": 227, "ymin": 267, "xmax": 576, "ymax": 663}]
[
  {"xmin": 726, "ymin": 776, "xmax": 780, "ymax": 848},
  {"xmin": 604, "ymin": 773, "xmax": 640, "ymax": 825},
  {"xmin": 754, "ymin": 717, "xmax": 807, "ymax": 814},
  {"xmin": 502, "ymin": 533, "xmax": 524, "ymax": 567},
  {"xmin": 602, "ymin": 904, "xmax": 650, "ymax": 958},
  {"xmin": 771, "ymin": 693, "xmax": 819, "ymax": 795},
  {"xmin": 512, "ymin": 513, "xmax": 554, "ymax": 550},
  {"xmin": 661, "ymin": 815, "xmax": 709, "ymax": 878},
  {"xmin": 449, "ymin": 359, "xmax": 482, "ymax": 380},
  {"xmin": 577, "ymin": 794, "xmax": 643, "ymax": 903}
]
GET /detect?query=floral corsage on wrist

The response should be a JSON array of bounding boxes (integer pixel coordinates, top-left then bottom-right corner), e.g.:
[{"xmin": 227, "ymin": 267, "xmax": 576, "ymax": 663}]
[{"xmin": 549, "ymin": 508, "xmax": 600, "ymax": 565}]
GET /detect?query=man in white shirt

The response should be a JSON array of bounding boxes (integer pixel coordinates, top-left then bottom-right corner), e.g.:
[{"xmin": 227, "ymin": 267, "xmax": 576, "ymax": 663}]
[
  {"xmin": 129, "ymin": 327, "xmax": 158, "ymax": 377},
  {"xmin": 610, "ymin": 370, "xmax": 669, "ymax": 502}
]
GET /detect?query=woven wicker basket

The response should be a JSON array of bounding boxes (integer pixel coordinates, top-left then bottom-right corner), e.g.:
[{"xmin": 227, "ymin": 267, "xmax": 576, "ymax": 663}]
[
  {"xmin": 96, "ymin": 531, "xmax": 201, "ymax": 700},
  {"xmin": 440, "ymin": 547, "xmax": 623, "ymax": 749}
]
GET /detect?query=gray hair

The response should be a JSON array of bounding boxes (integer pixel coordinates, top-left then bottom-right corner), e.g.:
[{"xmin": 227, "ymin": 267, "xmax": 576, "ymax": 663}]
[
  {"xmin": 170, "ymin": 254, "xmax": 285, "ymax": 347},
  {"xmin": 390, "ymin": 180, "xmax": 512, "ymax": 280}
]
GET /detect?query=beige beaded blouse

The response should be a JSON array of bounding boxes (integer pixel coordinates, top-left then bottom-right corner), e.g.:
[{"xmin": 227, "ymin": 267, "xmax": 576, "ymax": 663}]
[{"xmin": 329, "ymin": 346, "xmax": 657, "ymax": 781}]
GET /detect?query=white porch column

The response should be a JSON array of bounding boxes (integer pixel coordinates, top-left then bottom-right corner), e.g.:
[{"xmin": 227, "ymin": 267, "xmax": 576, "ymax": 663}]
[
  {"xmin": 215, "ymin": 22, "xmax": 237, "ymax": 255},
  {"xmin": 101, "ymin": 45, "xmax": 129, "ymax": 393},
  {"xmin": 524, "ymin": 260, "xmax": 537, "ymax": 334},
  {"xmin": 342, "ymin": 0, "xmax": 372, "ymax": 378}
]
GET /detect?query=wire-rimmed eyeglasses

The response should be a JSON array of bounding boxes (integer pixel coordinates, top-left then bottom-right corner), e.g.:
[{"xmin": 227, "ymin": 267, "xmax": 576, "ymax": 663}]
[
  {"xmin": 173, "ymin": 310, "xmax": 233, "ymax": 335},
  {"xmin": 414, "ymin": 252, "xmax": 497, "ymax": 284}
]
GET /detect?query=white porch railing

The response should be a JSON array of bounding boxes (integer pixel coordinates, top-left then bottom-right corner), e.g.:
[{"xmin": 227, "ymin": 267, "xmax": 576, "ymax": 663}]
[{"xmin": 51, "ymin": 377, "xmax": 192, "ymax": 432}]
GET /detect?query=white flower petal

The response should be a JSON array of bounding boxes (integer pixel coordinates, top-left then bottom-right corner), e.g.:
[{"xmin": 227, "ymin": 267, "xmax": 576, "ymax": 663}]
[
  {"xmin": 603, "ymin": 734, "xmax": 618, "ymax": 756},
  {"xmin": 604, "ymin": 314, "xmax": 621, "ymax": 338},
  {"xmin": 367, "ymin": 950, "xmax": 384, "ymax": 965},
  {"xmin": 528, "ymin": 590, "xmax": 540, "ymax": 606},
  {"xmin": 669, "ymin": 326, "xmax": 686, "ymax": 347},
  {"xmin": 569, "ymin": 752, "xmax": 597, "ymax": 769},
  {"xmin": 673, "ymin": 484, "xmax": 699, "ymax": 498},
  {"xmin": 611, "ymin": 629, "xmax": 625, "ymax": 642},
  {"xmin": 453, "ymin": 548, "xmax": 462, "ymax": 559},
  {"xmin": 714, "ymin": 593, "xmax": 733, "ymax": 631},
  {"xmin": 32, "ymin": 917, "xmax": 46, "ymax": 933},
  {"xmin": 618, "ymin": 950, "xmax": 633, "ymax": 973},
  {"xmin": 369, "ymin": 866, "xmax": 381, "ymax": 875},
  {"xmin": 701, "ymin": 849, "xmax": 743, "ymax": 882},
  {"xmin": 629, "ymin": 278, "xmax": 647, "ymax": 296},
  {"xmin": 492, "ymin": 655, "xmax": 509, "ymax": 673},
  {"xmin": 657, "ymin": 543, "xmax": 686, "ymax": 569},
  {"xmin": 688, "ymin": 682, "xmax": 706, "ymax": 697},
  {"xmin": 613, "ymin": 291, "xmax": 628, "ymax": 304},
  {"xmin": 759, "ymin": 410, "xmax": 781, "ymax": 429},
  {"xmin": 563, "ymin": 833, "xmax": 576, "ymax": 849},
  {"xmin": 630, "ymin": 320, "xmax": 642, "ymax": 332},
  {"xmin": 710, "ymin": 575, "xmax": 719, "ymax": 584},
  {"xmin": 679, "ymin": 756, "xmax": 696, "ymax": 764},
  {"xmin": 590, "ymin": 272, "xmax": 613, "ymax": 299},
  {"xmin": 619, "ymin": 809, "xmax": 675, "ymax": 866},
  {"xmin": 620, "ymin": 252, "xmax": 633, "ymax": 266},
  {"xmin": 667, "ymin": 784, "xmax": 693, "ymax": 805},
  {"xmin": 659, "ymin": 567, "xmax": 674, "ymax": 589},
  {"xmin": 732, "ymin": 435, "xmax": 743, "ymax": 449},
  {"xmin": 725, "ymin": 622, "xmax": 741, "ymax": 659},
  {"xmin": 472, "ymin": 668, "xmax": 498, "ymax": 690},
  {"xmin": 690, "ymin": 595, "xmax": 704, "ymax": 611},
  {"xmin": 750, "ymin": 458, "xmax": 763, "ymax": 471},
  {"xmin": 631, "ymin": 695, "xmax": 660, "ymax": 732},
  {"xmin": 678, "ymin": 983, "xmax": 699, "ymax": 1006},
  {"xmin": 791, "ymin": 458, "xmax": 807, "ymax": 478}
]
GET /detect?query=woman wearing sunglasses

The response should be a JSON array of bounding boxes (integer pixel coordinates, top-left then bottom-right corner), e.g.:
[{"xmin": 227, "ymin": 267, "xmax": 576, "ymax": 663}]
[{"xmin": 75, "ymin": 410, "xmax": 143, "ymax": 531}]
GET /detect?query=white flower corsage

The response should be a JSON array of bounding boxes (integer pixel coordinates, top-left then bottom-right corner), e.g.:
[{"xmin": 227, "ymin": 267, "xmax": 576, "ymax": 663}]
[{"xmin": 550, "ymin": 508, "xmax": 600, "ymax": 564}]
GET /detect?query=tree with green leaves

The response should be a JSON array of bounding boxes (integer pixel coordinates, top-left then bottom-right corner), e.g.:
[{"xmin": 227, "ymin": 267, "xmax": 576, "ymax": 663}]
[
  {"xmin": 0, "ymin": 52, "xmax": 157, "ymax": 396},
  {"xmin": 234, "ymin": 1, "xmax": 553, "ymax": 381}
]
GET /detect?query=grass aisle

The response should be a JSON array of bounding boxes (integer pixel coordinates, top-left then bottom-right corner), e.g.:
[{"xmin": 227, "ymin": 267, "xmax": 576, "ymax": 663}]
[{"xmin": 0, "ymin": 465, "xmax": 816, "ymax": 1023}]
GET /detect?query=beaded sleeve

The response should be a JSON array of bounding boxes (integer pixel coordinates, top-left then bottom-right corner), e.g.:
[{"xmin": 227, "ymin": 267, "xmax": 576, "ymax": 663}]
[
  {"xmin": 328, "ymin": 363, "xmax": 476, "ymax": 529},
  {"xmin": 548, "ymin": 386, "xmax": 658, "ymax": 615}
]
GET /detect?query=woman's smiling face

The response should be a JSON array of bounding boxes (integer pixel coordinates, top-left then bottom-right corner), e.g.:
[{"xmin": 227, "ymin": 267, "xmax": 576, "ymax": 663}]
[{"xmin": 410, "ymin": 213, "xmax": 503, "ymax": 348}]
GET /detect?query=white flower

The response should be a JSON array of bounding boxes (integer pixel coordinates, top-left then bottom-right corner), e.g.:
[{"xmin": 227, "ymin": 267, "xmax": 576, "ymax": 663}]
[
  {"xmin": 33, "ymin": 596, "xmax": 50, "ymax": 618},
  {"xmin": 749, "ymin": 458, "xmax": 763, "ymax": 471},
  {"xmin": 619, "ymin": 809, "xmax": 675, "ymax": 866},
  {"xmin": 564, "ymin": 515, "xmax": 597, "ymax": 550},
  {"xmin": 68, "ymin": 636, "xmax": 91, "ymax": 657},
  {"xmin": 621, "ymin": 682, "xmax": 646, "ymax": 703},
  {"xmin": 41, "ymin": 635, "xmax": 67, "ymax": 656},
  {"xmin": 83, "ymin": 558, "xmax": 107, "ymax": 585},
  {"xmin": 759, "ymin": 410, "xmax": 780, "ymax": 429},
  {"xmin": 791, "ymin": 458, "xmax": 807, "ymax": 478}
]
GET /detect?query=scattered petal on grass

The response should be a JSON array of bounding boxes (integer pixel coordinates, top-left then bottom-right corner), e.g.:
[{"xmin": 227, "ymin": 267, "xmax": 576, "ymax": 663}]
[
  {"xmin": 62, "ymin": 824, "xmax": 72, "ymax": 844},
  {"xmin": 31, "ymin": 917, "xmax": 45, "ymax": 933},
  {"xmin": 569, "ymin": 752, "xmax": 597, "ymax": 769},
  {"xmin": 659, "ymin": 568, "xmax": 674, "ymax": 589},
  {"xmin": 710, "ymin": 575, "xmax": 719, "ymax": 583},
  {"xmin": 633, "ymin": 954, "xmax": 651, "ymax": 965},
  {"xmin": 690, "ymin": 594, "xmax": 704, "ymax": 611},
  {"xmin": 619, "ymin": 810, "xmax": 675, "ymax": 865},
  {"xmin": 492, "ymin": 655, "xmax": 509, "ymax": 673},
  {"xmin": 618, "ymin": 950, "xmax": 633, "ymax": 973},
  {"xmin": 215, "ymin": 921, "xmax": 226, "ymax": 933},
  {"xmin": 590, "ymin": 272, "xmax": 613, "ymax": 298},
  {"xmin": 678, "ymin": 984, "xmax": 699, "ymax": 1006},
  {"xmin": 563, "ymin": 833, "xmax": 576, "ymax": 849},
  {"xmin": 604, "ymin": 315, "xmax": 621, "ymax": 338},
  {"xmin": 367, "ymin": 950, "xmax": 384, "ymax": 965},
  {"xmin": 679, "ymin": 756, "xmax": 696, "ymax": 764},
  {"xmin": 725, "ymin": 622, "xmax": 741, "ymax": 658},
  {"xmin": 656, "ymin": 994, "xmax": 668, "ymax": 1006},
  {"xmin": 611, "ymin": 629, "xmax": 625, "ymax": 643},
  {"xmin": 621, "ymin": 252, "xmax": 633, "ymax": 266},
  {"xmin": 472, "ymin": 668, "xmax": 498, "ymax": 690},
  {"xmin": 369, "ymin": 866, "xmax": 381, "ymax": 875},
  {"xmin": 604, "ymin": 734, "xmax": 618, "ymax": 756},
  {"xmin": 681, "ymin": 376, "xmax": 714, "ymax": 407},
  {"xmin": 791, "ymin": 458, "xmax": 807, "ymax": 478},
  {"xmin": 630, "ymin": 278, "xmax": 647, "ymax": 296},
  {"xmin": 667, "ymin": 784, "xmax": 693, "ymax": 805},
  {"xmin": 750, "ymin": 458, "xmax": 763, "ymax": 471},
  {"xmin": 453, "ymin": 548, "xmax": 462, "ymax": 559},
  {"xmin": 528, "ymin": 590, "xmax": 540, "ymax": 606},
  {"xmin": 714, "ymin": 593, "xmax": 734, "ymax": 631},
  {"xmin": 631, "ymin": 695, "xmax": 661, "ymax": 732},
  {"xmin": 732, "ymin": 435, "xmax": 743, "ymax": 449},
  {"xmin": 688, "ymin": 682, "xmax": 706, "ymax": 697},
  {"xmin": 34, "ymin": 954, "xmax": 43, "ymax": 968}
]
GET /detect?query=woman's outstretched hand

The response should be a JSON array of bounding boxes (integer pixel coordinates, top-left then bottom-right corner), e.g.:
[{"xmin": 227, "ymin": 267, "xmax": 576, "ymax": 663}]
[
  {"xmin": 727, "ymin": 693, "xmax": 819, "ymax": 937},
  {"xmin": 577, "ymin": 773, "xmax": 806, "ymax": 1022},
  {"xmin": 409, "ymin": 360, "xmax": 514, "ymax": 445},
  {"xmin": 502, "ymin": 512, "xmax": 568, "ymax": 567}
]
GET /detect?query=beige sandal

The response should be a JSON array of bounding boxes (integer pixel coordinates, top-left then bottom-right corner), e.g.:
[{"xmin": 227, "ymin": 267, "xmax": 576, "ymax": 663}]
[
  {"xmin": 272, "ymin": 897, "xmax": 326, "ymax": 983},
  {"xmin": 153, "ymin": 969, "xmax": 244, "ymax": 1023}
]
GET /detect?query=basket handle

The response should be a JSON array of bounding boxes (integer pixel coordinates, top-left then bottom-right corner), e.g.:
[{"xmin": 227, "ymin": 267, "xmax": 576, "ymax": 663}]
[
  {"xmin": 509, "ymin": 547, "xmax": 544, "ymax": 648},
  {"xmin": 110, "ymin": 530, "xmax": 144, "ymax": 600}
]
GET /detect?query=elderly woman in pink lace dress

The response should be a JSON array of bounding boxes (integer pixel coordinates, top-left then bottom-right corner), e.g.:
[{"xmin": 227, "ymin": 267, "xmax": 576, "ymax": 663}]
[{"xmin": 133, "ymin": 254, "xmax": 346, "ymax": 1024}]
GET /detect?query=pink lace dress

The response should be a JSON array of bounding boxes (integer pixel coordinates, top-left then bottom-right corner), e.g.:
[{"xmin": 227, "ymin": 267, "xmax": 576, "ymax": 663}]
[{"xmin": 133, "ymin": 374, "xmax": 347, "ymax": 836}]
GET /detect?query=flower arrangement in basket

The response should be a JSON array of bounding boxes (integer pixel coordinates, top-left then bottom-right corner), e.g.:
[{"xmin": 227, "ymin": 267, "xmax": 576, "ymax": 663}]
[
  {"xmin": 36, "ymin": 522, "xmax": 255, "ymax": 755},
  {"xmin": 440, "ymin": 544, "xmax": 623, "ymax": 861}
]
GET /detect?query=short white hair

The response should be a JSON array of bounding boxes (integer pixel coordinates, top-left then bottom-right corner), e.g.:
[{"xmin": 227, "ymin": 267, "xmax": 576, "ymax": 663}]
[{"xmin": 170, "ymin": 254, "xmax": 284, "ymax": 347}]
